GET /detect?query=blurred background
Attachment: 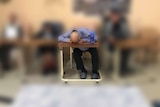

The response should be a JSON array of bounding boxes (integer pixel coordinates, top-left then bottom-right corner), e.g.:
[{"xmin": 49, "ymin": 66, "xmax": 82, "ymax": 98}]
[
  {"xmin": 0, "ymin": 0, "xmax": 160, "ymax": 107},
  {"xmin": 0, "ymin": 0, "xmax": 160, "ymax": 31}
]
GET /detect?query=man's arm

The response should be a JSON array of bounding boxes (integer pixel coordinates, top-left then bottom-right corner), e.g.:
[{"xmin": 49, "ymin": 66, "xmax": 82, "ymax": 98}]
[
  {"xmin": 58, "ymin": 31, "xmax": 72, "ymax": 42},
  {"xmin": 121, "ymin": 20, "xmax": 131, "ymax": 38},
  {"xmin": 104, "ymin": 22, "xmax": 112, "ymax": 39},
  {"xmin": 82, "ymin": 32, "xmax": 98, "ymax": 42},
  {"xmin": 34, "ymin": 31, "xmax": 43, "ymax": 39},
  {"xmin": 18, "ymin": 26, "xmax": 23, "ymax": 39},
  {"xmin": 80, "ymin": 28, "xmax": 98, "ymax": 42},
  {"xmin": 2, "ymin": 28, "xmax": 5, "ymax": 39}
]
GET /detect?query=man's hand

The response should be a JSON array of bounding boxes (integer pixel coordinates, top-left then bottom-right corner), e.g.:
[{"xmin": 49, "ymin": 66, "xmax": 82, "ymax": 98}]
[
  {"xmin": 68, "ymin": 39, "xmax": 72, "ymax": 43},
  {"xmin": 79, "ymin": 39, "xmax": 83, "ymax": 43},
  {"xmin": 109, "ymin": 36, "xmax": 116, "ymax": 44}
]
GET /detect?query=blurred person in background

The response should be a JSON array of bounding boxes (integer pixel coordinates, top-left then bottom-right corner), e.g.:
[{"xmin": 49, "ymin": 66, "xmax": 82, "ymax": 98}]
[
  {"xmin": 58, "ymin": 28, "xmax": 99, "ymax": 79},
  {"xmin": 0, "ymin": 13, "xmax": 24, "ymax": 76},
  {"xmin": 102, "ymin": 9, "xmax": 131, "ymax": 76},
  {"xmin": 35, "ymin": 22, "xmax": 58, "ymax": 76},
  {"xmin": 3, "ymin": 13, "xmax": 23, "ymax": 39}
]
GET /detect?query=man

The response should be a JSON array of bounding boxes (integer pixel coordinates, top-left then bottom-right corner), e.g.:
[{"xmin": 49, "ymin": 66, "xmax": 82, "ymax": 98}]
[
  {"xmin": 102, "ymin": 9, "xmax": 131, "ymax": 76},
  {"xmin": 58, "ymin": 28, "xmax": 99, "ymax": 79},
  {"xmin": 36, "ymin": 23, "xmax": 54, "ymax": 39},
  {"xmin": 1, "ymin": 13, "xmax": 24, "ymax": 74},
  {"xmin": 3, "ymin": 14, "xmax": 23, "ymax": 39},
  {"xmin": 36, "ymin": 22, "xmax": 58, "ymax": 75}
]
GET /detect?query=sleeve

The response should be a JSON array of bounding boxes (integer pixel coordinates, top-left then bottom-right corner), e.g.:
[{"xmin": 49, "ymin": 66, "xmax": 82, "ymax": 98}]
[
  {"xmin": 103, "ymin": 22, "xmax": 112, "ymax": 38},
  {"xmin": 94, "ymin": 33, "xmax": 98, "ymax": 41},
  {"xmin": 82, "ymin": 37, "xmax": 90, "ymax": 42},
  {"xmin": 81, "ymin": 28, "xmax": 91, "ymax": 37},
  {"xmin": 121, "ymin": 20, "xmax": 131, "ymax": 38},
  {"xmin": 82, "ymin": 31, "xmax": 98, "ymax": 42},
  {"xmin": 81, "ymin": 28, "xmax": 91, "ymax": 42},
  {"xmin": 2, "ymin": 28, "xmax": 5, "ymax": 39},
  {"xmin": 58, "ymin": 31, "xmax": 71, "ymax": 42},
  {"xmin": 18, "ymin": 26, "xmax": 23, "ymax": 39},
  {"xmin": 35, "ymin": 31, "xmax": 43, "ymax": 39}
]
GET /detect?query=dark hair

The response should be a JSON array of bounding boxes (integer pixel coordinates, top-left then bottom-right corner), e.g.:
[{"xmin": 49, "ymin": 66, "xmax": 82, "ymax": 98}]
[
  {"xmin": 72, "ymin": 30, "xmax": 78, "ymax": 32},
  {"xmin": 110, "ymin": 8, "xmax": 123, "ymax": 14}
]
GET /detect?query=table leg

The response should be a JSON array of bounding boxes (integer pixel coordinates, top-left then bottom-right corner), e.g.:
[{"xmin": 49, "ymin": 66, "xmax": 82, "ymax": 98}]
[
  {"xmin": 58, "ymin": 45, "xmax": 102, "ymax": 82},
  {"xmin": 59, "ymin": 48, "xmax": 64, "ymax": 79},
  {"xmin": 70, "ymin": 47, "xmax": 73, "ymax": 69},
  {"xmin": 113, "ymin": 48, "xmax": 120, "ymax": 80},
  {"xmin": 0, "ymin": 63, "xmax": 3, "ymax": 77},
  {"xmin": 21, "ymin": 45, "xmax": 35, "ymax": 83}
]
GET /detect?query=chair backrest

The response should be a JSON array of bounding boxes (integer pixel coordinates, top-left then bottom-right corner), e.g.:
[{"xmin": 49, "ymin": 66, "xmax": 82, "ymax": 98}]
[
  {"xmin": 41, "ymin": 22, "xmax": 64, "ymax": 39},
  {"xmin": 52, "ymin": 22, "xmax": 64, "ymax": 38}
]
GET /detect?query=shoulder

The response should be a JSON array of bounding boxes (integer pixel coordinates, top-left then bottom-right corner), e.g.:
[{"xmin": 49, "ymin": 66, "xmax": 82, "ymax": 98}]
[
  {"xmin": 120, "ymin": 17, "xmax": 127, "ymax": 24},
  {"xmin": 77, "ymin": 27, "xmax": 87, "ymax": 31},
  {"xmin": 103, "ymin": 16, "xmax": 111, "ymax": 23},
  {"xmin": 76, "ymin": 28, "xmax": 88, "ymax": 34}
]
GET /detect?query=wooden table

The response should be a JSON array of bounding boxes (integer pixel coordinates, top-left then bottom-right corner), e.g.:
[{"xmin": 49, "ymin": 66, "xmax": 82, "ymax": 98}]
[
  {"xmin": 109, "ymin": 38, "xmax": 160, "ymax": 80},
  {"xmin": 113, "ymin": 39, "xmax": 152, "ymax": 49},
  {"xmin": 25, "ymin": 40, "xmax": 58, "ymax": 82},
  {"xmin": 58, "ymin": 42, "xmax": 99, "ymax": 48},
  {"xmin": 58, "ymin": 42, "xmax": 102, "ymax": 83},
  {"xmin": 0, "ymin": 40, "xmax": 22, "ymax": 46},
  {"xmin": 0, "ymin": 39, "xmax": 57, "ymax": 82},
  {"xmin": 28, "ymin": 40, "xmax": 57, "ymax": 47}
]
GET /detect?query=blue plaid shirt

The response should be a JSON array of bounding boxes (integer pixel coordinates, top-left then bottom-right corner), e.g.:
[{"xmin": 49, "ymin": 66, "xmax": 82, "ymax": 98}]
[{"xmin": 58, "ymin": 28, "xmax": 98, "ymax": 51}]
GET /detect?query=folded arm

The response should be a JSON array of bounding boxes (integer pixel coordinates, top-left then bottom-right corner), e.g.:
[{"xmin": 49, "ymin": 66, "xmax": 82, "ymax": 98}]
[
  {"xmin": 82, "ymin": 32, "xmax": 98, "ymax": 42},
  {"xmin": 58, "ymin": 31, "xmax": 71, "ymax": 42}
]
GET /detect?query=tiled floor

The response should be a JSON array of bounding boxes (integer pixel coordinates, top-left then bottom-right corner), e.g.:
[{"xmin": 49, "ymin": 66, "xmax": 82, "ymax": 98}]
[{"xmin": 0, "ymin": 64, "xmax": 160, "ymax": 107}]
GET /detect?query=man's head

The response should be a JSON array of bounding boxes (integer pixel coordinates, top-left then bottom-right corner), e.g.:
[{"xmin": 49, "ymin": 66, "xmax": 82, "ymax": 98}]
[
  {"xmin": 9, "ymin": 13, "xmax": 18, "ymax": 24},
  {"xmin": 70, "ymin": 31, "xmax": 80, "ymax": 43},
  {"xmin": 44, "ymin": 24, "xmax": 52, "ymax": 33},
  {"xmin": 110, "ymin": 9, "xmax": 121, "ymax": 23}
]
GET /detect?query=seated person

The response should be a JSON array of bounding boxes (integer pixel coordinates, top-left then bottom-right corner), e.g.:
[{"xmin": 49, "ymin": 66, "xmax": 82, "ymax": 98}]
[
  {"xmin": 1, "ymin": 13, "xmax": 24, "ymax": 71},
  {"xmin": 58, "ymin": 28, "xmax": 99, "ymax": 79},
  {"xmin": 3, "ymin": 14, "xmax": 23, "ymax": 40},
  {"xmin": 36, "ymin": 22, "xmax": 57, "ymax": 75},
  {"xmin": 102, "ymin": 9, "xmax": 131, "ymax": 76}
]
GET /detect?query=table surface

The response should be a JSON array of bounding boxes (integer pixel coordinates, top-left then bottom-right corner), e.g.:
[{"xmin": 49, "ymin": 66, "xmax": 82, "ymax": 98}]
[
  {"xmin": 58, "ymin": 42, "xmax": 99, "ymax": 48},
  {"xmin": 112, "ymin": 39, "xmax": 156, "ymax": 49},
  {"xmin": 0, "ymin": 39, "xmax": 57, "ymax": 46},
  {"xmin": 12, "ymin": 85, "xmax": 151, "ymax": 107},
  {"xmin": 0, "ymin": 39, "xmax": 158, "ymax": 49},
  {"xmin": 29, "ymin": 40, "xmax": 57, "ymax": 46}
]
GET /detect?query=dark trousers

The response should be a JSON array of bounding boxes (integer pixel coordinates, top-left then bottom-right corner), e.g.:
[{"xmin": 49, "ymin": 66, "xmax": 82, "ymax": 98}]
[
  {"xmin": 108, "ymin": 44, "xmax": 130, "ymax": 73},
  {"xmin": 120, "ymin": 49, "xmax": 130, "ymax": 73},
  {"xmin": 0, "ymin": 46, "xmax": 11, "ymax": 70},
  {"xmin": 37, "ymin": 46, "xmax": 57, "ymax": 57},
  {"xmin": 73, "ymin": 48, "xmax": 99, "ymax": 73}
]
